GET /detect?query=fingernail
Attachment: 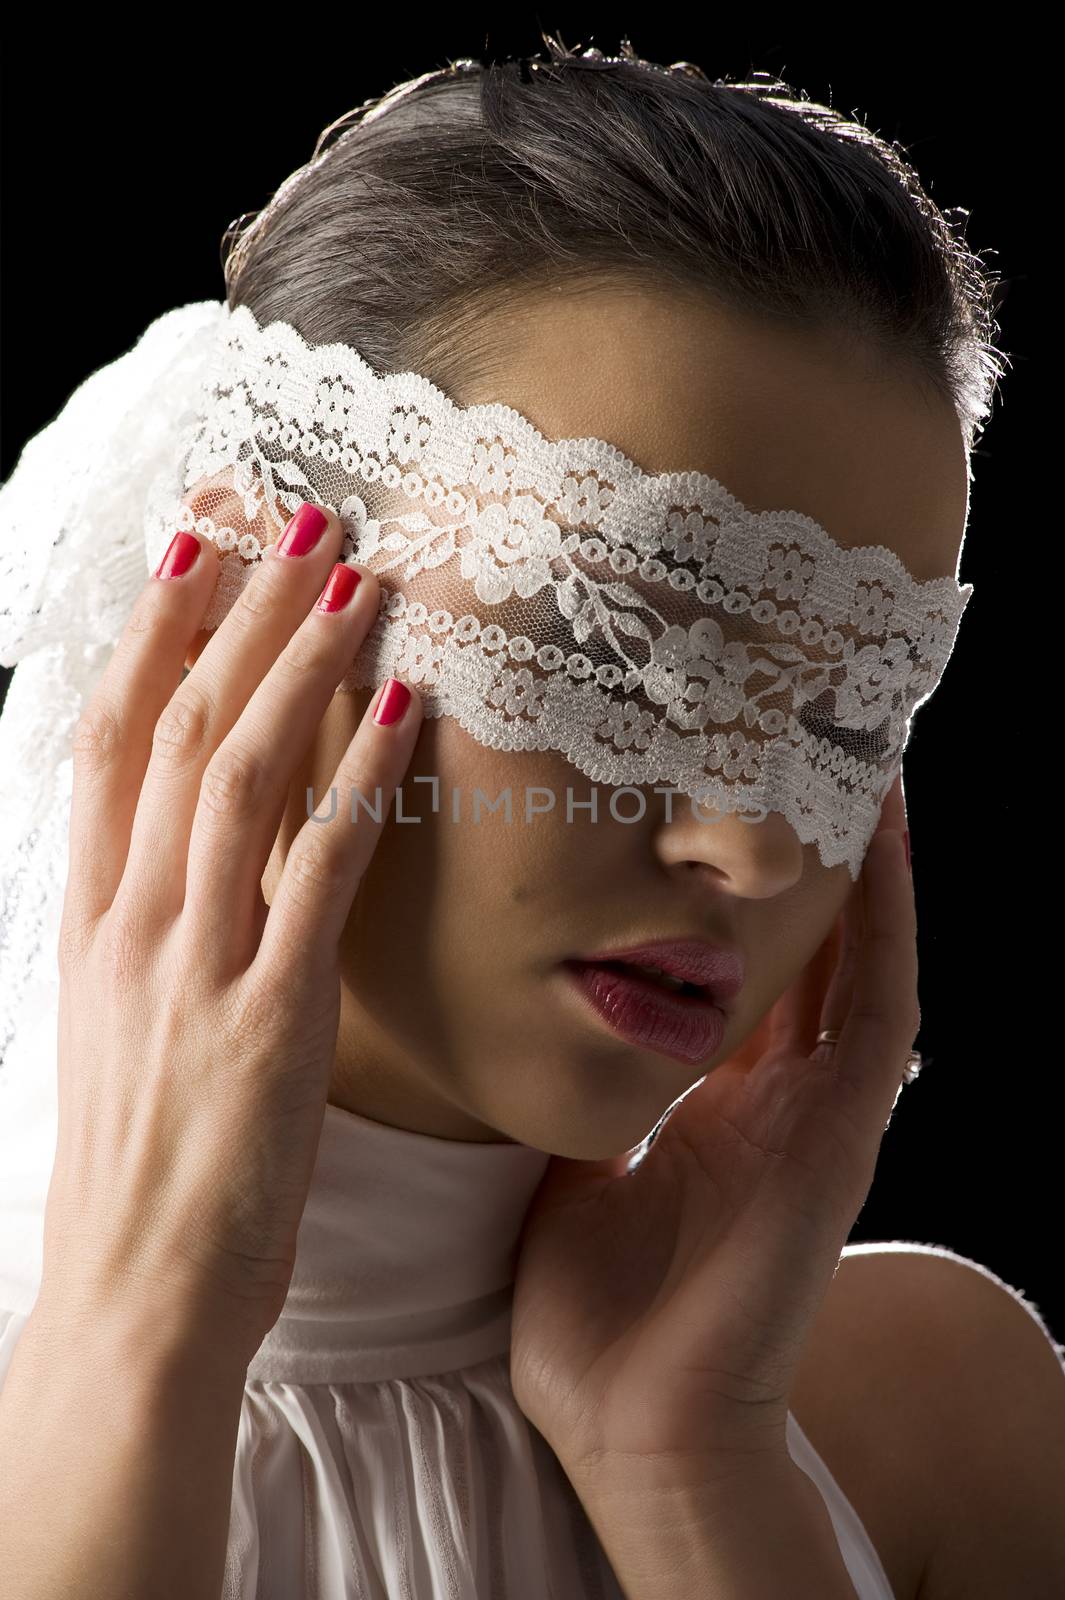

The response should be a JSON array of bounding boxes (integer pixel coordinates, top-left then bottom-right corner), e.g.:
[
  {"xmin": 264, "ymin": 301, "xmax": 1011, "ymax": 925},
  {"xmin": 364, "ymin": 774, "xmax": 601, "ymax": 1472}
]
[
  {"xmin": 155, "ymin": 531, "xmax": 201, "ymax": 579},
  {"xmin": 277, "ymin": 502, "xmax": 328, "ymax": 557},
  {"xmin": 316, "ymin": 563, "xmax": 362, "ymax": 613},
  {"xmin": 373, "ymin": 678, "xmax": 411, "ymax": 727},
  {"xmin": 902, "ymin": 830, "xmax": 911, "ymax": 874}
]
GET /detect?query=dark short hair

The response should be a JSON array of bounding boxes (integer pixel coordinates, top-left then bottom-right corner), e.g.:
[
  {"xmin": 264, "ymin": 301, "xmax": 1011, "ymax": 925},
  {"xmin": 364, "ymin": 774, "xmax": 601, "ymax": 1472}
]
[{"xmin": 222, "ymin": 32, "xmax": 1007, "ymax": 454}]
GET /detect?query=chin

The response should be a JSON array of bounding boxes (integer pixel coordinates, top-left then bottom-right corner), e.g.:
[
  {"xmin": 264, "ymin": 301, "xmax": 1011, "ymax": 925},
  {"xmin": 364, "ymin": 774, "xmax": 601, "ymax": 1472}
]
[{"xmin": 468, "ymin": 1048, "xmax": 695, "ymax": 1163}]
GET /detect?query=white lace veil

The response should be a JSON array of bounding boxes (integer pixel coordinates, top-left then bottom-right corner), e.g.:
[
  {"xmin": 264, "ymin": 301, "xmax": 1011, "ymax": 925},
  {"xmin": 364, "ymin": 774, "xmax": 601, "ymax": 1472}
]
[{"xmin": 0, "ymin": 304, "xmax": 225, "ymax": 1305}]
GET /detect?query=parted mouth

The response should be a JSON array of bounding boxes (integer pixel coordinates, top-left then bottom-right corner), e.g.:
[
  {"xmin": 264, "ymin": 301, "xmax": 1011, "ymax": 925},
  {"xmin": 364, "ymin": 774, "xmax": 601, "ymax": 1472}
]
[{"xmin": 567, "ymin": 938, "xmax": 745, "ymax": 1011}]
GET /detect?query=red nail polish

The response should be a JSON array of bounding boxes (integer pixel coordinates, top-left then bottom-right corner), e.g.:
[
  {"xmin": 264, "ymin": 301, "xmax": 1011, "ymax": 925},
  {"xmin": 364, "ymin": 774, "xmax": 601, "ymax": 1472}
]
[
  {"xmin": 155, "ymin": 531, "xmax": 201, "ymax": 579},
  {"xmin": 277, "ymin": 502, "xmax": 328, "ymax": 557},
  {"xmin": 373, "ymin": 678, "xmax": 411, "ymax": 726},
  {"xmin": 316, "ymin": 563, "xmax": 362, "ymax": 612}
]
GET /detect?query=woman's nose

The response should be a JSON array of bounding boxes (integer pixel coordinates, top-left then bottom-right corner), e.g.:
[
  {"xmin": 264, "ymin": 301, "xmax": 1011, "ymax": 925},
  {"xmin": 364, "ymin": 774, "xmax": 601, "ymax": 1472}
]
[{"xmin": 653, "ymin": 794, "xmax": 807, "ymax": 899}]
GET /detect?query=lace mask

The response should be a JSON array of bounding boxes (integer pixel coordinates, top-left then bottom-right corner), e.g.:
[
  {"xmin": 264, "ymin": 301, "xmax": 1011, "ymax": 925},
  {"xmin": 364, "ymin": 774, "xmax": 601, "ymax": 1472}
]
[{"xmin": 140, "ymin": 301, "xmax": 972, "ymax": 879}]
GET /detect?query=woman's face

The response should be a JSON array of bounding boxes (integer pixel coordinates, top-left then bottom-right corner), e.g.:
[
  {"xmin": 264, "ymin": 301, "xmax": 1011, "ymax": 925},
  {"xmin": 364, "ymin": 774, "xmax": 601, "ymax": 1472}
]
[{"xmin": 254, "ymin": 285, "xmax": 970, "ymax": 1155}]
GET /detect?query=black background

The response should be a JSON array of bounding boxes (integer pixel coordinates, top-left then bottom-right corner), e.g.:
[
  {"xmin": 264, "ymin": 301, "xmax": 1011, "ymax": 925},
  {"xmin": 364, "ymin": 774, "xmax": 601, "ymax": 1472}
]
[{"xmin": 2, "ymin": 24, "xmax": 1053, "ymax": 1339}]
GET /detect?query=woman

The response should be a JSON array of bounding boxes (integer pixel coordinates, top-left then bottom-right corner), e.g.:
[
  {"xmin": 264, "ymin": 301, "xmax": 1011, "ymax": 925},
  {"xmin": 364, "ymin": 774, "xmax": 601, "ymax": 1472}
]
[{"xmin": 1, "ymin": 37, "xmax": 1061, "ymax": 1600}]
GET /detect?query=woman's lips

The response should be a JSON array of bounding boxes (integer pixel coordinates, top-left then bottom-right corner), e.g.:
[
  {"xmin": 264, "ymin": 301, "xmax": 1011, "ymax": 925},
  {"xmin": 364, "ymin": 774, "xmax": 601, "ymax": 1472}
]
[{"xmin": 560, "ymin": 959, "xmax": 729, "ymax": 1066}]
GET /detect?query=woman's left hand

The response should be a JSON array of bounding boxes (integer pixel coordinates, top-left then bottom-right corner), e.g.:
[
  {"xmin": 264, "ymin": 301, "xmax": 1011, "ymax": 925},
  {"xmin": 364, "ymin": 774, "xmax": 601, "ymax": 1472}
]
[{"xmin": 509, "ymin": 776, "xmax": 917, "ymax": 1501}]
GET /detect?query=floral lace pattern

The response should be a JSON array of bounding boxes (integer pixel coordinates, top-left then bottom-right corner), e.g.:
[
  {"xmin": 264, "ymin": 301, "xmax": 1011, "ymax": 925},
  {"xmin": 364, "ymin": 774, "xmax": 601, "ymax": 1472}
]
[{"xmin": 142, "ymin": 302, "xmax": 973, "ymax": 879}]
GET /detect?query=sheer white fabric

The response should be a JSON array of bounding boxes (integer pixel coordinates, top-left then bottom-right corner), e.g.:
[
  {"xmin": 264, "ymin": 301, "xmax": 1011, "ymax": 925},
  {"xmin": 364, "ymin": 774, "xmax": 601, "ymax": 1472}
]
[
  {"xmin": 0, "ymin": 303, "xmax": 227, "ymax": 1081},
  {"xmin": 0, "ymin": 1099, "xmax": 895, "ymax": 1598}
]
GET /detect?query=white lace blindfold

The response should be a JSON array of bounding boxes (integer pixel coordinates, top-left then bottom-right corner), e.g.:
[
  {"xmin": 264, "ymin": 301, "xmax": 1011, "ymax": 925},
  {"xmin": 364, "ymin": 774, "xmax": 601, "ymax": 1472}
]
[
  {"xmin": 151, "ymin": 300, "xmax": 973, "ymax": 878},
  {"xmin": 0, "ymin": 297, "xmax": 974, "ymax": 959}
]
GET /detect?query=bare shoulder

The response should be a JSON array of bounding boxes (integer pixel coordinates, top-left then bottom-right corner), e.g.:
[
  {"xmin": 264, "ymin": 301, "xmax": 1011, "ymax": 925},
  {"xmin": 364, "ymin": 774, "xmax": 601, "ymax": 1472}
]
[{"xmin": 790, "ymin": 1242, "xmax": 1065, "ymax": 1600}]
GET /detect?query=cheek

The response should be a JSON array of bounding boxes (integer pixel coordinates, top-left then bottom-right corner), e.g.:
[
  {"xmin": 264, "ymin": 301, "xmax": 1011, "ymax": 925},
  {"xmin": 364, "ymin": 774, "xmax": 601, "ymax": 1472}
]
[
  {"xmin": 340, "ymin": 725, "xmax": 625, "ymax": 998},
  {"xmin": 334, "ymin": 725, "xmax": 563, "ymax": 975},
  {"xmin": 425, "ymin": 719, "xmax": 599, "ymax": 879}
]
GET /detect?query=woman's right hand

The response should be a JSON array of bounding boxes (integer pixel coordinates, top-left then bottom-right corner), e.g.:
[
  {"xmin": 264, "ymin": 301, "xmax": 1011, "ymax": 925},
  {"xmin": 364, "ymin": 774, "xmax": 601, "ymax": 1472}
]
[{"xmin": 32, "ymin": 502, "xmax": 421, "ymax": 1369}]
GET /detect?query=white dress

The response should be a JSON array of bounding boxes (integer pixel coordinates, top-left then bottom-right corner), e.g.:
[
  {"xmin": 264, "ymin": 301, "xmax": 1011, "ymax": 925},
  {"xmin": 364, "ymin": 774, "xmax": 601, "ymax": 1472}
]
[{"xmin": 0, "ymin": 1096, "xmax": 896, "ymax": 1598}]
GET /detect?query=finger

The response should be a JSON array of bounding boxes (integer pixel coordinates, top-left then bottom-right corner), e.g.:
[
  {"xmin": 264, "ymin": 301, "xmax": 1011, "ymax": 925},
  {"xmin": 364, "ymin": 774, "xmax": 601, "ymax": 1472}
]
[
  {"xmin": 63, "ymin": 529, "xmax": 222, "ymax": 941},
  {"xmin": 814, "ymin": 764, "xmax": 907, "ymax": 1049},
  {"xmin": 115, "ymin": 503, "xmax": 344, "ymax": 931},
  {"xmin": 765, "ymin": 906, "xmax": 846, "ymax": 1058},
  {"xmin": 181, "ymin": 559, "xmax": 385, "ymax": 969},
  {"xmin": 877, "ymin": 768, "xmax": 907, "ymax": 835},
  {"xmin": 728, "ymin": 897, "xmax": 845, "ymax": 1073},
  {"xmin": 832, "ymin": 826, "xmax": 919, "ymax": 1128},
  {"xmin": 780, "ymin": 764, "xmax": 901, "ymax": 1062},
  {"xmin": 253, "ymin": 677, "xmax": 423, "ymax": 991},
  {"xmin": 812, "ymin": 884, "xmax": 865, "ymax": 1049}
]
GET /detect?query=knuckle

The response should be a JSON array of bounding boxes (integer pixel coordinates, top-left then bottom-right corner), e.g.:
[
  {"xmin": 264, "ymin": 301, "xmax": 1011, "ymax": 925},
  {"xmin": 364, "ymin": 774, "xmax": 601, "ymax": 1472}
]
[
  {"xmin": 285, "ymin": 834, "xmax": 349, "ymax": 906},
  {"xmin": 153, "ymin": 687, "xmax": 213, "ymax": 767},
  {"xmin": 57, "ymin": 905, "xmax": 94, "ymax": 974},
  {"xmin": 220, "ymin": 969, "xmax": 301, "ymax": 1053},
  {"xmin": 124, "ymin": 592, "xmax": 161, "ymax": 638},
  {"xmin": 207, "ymin": 972, "xmax": 257, "ymax": 1049},
  {"xmin": 214, "ymin": 973, "xmax": 260, "ymax": 1044},
  {"xmin": 97, "ymin": 902, "xmax": 147, "ymax": 986},
  {"xmin": 73, "ymin": 696, "xmax": 124, "ymax": 767},
  {"xmin": 277, "ymin": 627, "xmax": 331, "ymax": 679},
  {"xmin": 335, "ymin": 759, "xmax": 389, "ymax": 818},
  {"xmin": 200, "ymin": 740, "xmax": 268, "ymax": 820},
  {"xmin": 234, "ymin": 565, "xmax": 285, "ymax": 624}
]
